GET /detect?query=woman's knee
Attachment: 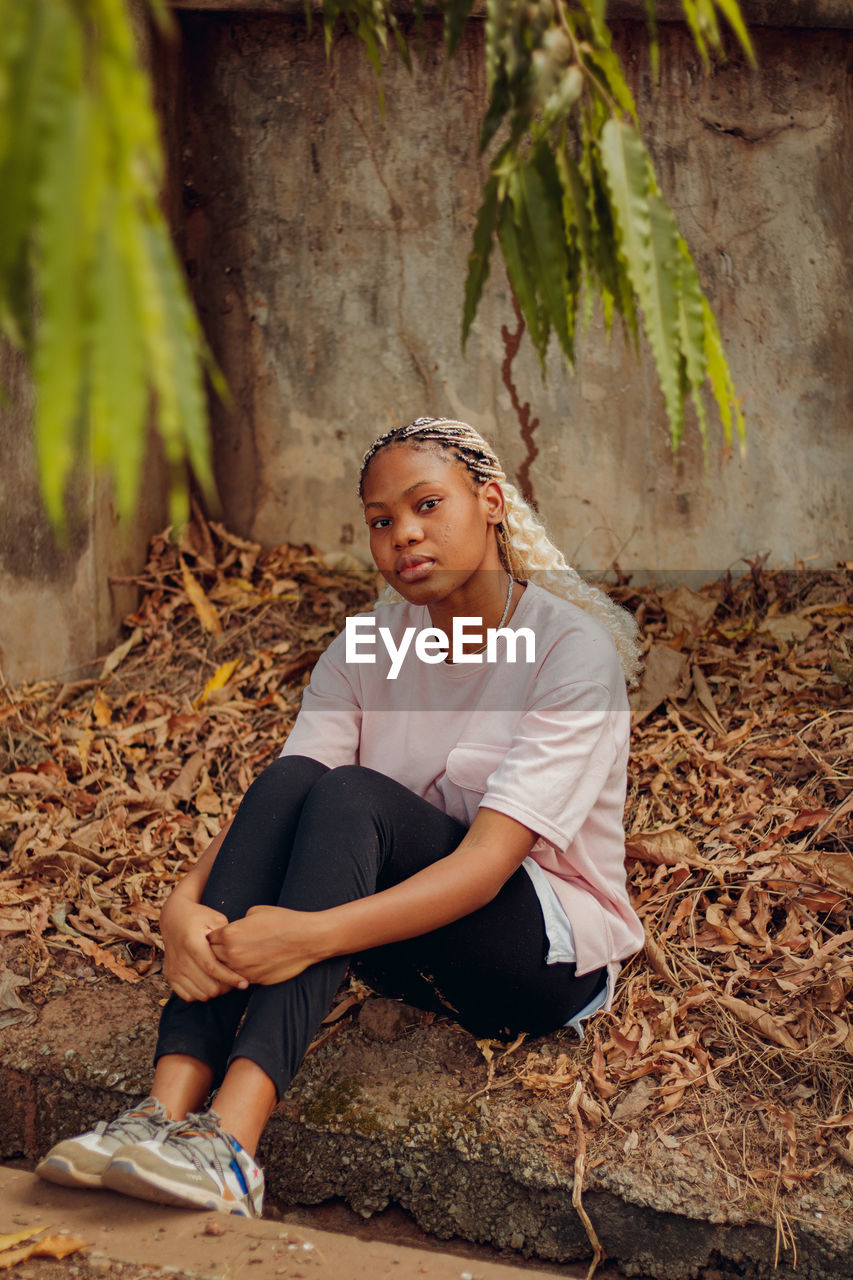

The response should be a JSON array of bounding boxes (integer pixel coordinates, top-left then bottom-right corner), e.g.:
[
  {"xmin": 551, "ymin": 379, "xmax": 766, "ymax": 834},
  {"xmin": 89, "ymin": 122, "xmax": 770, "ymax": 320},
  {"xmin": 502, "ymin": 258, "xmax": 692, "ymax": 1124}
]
[
  {"xmin": 302, "ymin": 764, "xmax": 396, "ymax": 814},
  {"xmin": 241, "ymin": 754, "xmax": 329, "ymax": 809}
]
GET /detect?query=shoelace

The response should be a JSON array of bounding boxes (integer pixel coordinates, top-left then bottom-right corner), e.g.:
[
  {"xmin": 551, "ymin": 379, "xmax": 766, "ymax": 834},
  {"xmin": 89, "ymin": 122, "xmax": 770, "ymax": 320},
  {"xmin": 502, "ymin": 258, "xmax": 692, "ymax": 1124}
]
[
  {"xmin": 153, "ymin": 1110, "xmax": 238, "ymax": 1186},
  {"xmin": 97, "ymin": 1098, "xmax": 168, "ymax": 1141}
]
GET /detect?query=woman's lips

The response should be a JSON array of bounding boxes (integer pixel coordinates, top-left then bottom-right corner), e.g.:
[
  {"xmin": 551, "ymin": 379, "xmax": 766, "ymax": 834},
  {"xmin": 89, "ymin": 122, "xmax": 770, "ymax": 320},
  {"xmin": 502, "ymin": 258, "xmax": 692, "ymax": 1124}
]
[{"xmin": 396, "ymin": 558, "xmax": 435, "ymax": 583}]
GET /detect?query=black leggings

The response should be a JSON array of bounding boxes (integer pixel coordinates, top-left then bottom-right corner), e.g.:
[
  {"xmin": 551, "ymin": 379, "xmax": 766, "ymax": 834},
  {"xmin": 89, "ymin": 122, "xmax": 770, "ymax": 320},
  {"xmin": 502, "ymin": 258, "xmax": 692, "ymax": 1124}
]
[{"xmin": 155, "ymin": 756, "xmax": 606, "ymax": 1099}]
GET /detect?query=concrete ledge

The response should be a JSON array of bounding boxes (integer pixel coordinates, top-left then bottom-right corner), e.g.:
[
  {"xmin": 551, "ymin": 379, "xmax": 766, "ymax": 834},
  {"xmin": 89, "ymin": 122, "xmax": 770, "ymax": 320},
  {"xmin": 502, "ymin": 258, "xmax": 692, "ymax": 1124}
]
[{"xmin": 2, "ymin": 978, "xmax": 851, "ymax": 1279}]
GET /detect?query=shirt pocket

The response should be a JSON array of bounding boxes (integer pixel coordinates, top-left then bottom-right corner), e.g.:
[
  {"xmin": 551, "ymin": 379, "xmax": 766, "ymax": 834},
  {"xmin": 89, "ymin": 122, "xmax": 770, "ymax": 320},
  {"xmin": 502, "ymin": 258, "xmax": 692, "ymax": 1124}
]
[{"xmin": 444, "ymin": 742, "xmax": 509, "ymax": 795}]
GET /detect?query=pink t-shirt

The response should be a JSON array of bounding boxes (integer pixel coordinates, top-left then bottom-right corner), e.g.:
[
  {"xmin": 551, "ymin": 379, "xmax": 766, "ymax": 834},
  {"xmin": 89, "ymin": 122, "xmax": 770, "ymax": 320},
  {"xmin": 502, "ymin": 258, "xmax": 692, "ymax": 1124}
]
[{"xmin": 280, "ymin": 582, "xmax": 644, "ymax": 975}]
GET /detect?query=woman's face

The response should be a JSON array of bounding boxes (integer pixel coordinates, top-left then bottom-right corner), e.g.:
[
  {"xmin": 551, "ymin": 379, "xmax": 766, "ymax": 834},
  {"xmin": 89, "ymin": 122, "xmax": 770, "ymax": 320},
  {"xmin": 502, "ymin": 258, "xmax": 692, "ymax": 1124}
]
[{"xmin": 361, "ymin": 443, "xmax": 505, "ymax": 605}]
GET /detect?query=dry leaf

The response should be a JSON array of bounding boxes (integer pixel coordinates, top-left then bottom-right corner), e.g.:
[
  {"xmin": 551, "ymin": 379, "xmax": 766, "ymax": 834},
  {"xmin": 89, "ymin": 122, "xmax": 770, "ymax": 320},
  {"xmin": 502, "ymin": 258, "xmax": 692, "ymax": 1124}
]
[
  {"xmin": 194, "ymin": 769, "xmax": 222, "ymax": 816},
  {"xmin": 92, "ymin": 691, "xmax": 112, "ymax": 727},
  {"xmin": 622, "ymin": 1129, "xmax": 639, "ymax": 1154},
  {"xmin": 0, "ymin": 970, "xmax": 36, "ymax": 1030},
  {"xmin": 691, "ymin": 664, "xmax": 725, "ymax": 735},
  {"xmin": 660, "ymin": 585, "xmax": 717, "ymax": 643},
  {"xmin": 75, "ymin": 727, "xmax": 95, "ymax": 774},
  {"xmin": 626, "ymin": 828, "xmax": 707, "ymax": 869},
  {"xmin": 195, "ymin": 659, "xmax": 242, "ymax": 709},
  {"xmin": 181, "ymin": 557, "xmax": 222, "ymax": 635},
  {"xmin": 0, "ymin": 1228, "xmax": 50, "ymax": 1252},
  {"xmin": 0, "ymin": 1233, "xmax": 87, "ymax": 1269},
  {"xmin": 321, "ymin": 993, "xmax": 363, "ymax": 1024},
  {"xmin": 760, "ymin": 613, "xmax": 812, "ymax": 644},
  {"xmin": 629, "ymin": 644, "xmax": 691, "ymax": 726},
  {"xmin": 68, "ymin": 935, "xmax": 141, "ymax": 984},
  {"xmin": 611, "ymin": 1077, "xmax": 656, "ymax": 1124},
  {"xmin": 169, "ymin": 750, "xmax": 206, "ymax": 802},
  {"xmin": 718, "ymin": 995, "xmax": 800, "ymax": 1050},
  {"xmin": 100, "ymin": 626, "xmax": 143, "ymax": 679},
  {"xmin": 790, "ymin": 849, "xmax": 853, "ymax": 894}
]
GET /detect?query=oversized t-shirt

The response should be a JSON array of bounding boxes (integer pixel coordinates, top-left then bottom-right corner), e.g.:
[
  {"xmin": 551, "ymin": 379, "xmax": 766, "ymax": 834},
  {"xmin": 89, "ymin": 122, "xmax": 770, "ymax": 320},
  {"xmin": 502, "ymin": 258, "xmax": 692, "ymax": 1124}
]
[{"xmin": 280, "ymin": 581, "xmax": 644, "ymax": 975}]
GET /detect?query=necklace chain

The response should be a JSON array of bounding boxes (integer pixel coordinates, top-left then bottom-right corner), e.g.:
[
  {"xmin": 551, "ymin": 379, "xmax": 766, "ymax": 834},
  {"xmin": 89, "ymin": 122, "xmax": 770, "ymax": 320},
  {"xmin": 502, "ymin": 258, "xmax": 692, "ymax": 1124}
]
[{"xmin": 469, "ymin": 572, "xmax": 514, "ymax": 655}]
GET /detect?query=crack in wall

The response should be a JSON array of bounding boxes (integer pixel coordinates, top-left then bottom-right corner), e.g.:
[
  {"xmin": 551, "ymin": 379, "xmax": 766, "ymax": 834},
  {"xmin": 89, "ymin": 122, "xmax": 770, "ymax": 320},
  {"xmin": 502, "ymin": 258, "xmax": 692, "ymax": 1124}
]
[
  {"xmin": 698, "ymin": 114, "xmax": 828, "ymax": 144},
  {"xmin": 500, "ymin": 292, "xmax": 540, "ymax": 511},
  {"xmin": 346, "ymin": 102, "xmax": 432, "ymax": 402}
]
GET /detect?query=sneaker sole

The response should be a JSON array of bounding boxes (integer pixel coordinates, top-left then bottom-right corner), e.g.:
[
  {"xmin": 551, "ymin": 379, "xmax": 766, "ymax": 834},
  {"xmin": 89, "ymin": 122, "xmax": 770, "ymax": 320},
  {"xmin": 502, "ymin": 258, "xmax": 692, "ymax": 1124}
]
[
  {"xmin": 103, "ymin": 1157, "xmax": 252, "ymax": 1216},
  {"xmin": 35, "ymin": 1155, "xmax": 104, "ymax": 1190}
]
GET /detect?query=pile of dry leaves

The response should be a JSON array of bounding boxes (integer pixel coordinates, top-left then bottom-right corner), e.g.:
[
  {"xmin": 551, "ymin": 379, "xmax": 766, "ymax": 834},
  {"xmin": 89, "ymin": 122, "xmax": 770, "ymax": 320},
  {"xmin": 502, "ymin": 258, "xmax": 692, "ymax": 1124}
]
[{"xmin": 1, "ymin": 522, "xmax": 850, "ymax": 1219}]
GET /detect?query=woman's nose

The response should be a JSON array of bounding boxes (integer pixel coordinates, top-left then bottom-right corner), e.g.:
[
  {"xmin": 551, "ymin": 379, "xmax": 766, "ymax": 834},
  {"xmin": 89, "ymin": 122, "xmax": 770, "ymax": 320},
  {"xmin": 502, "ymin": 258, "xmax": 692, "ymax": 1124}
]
[{"xmin": 393, "ymin": 516, "xmax": 422, "ymax": 548}]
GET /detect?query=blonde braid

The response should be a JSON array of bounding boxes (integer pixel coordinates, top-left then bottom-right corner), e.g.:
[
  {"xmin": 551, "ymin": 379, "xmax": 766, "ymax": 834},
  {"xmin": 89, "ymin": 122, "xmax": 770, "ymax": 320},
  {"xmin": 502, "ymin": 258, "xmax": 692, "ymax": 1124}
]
[{"xmin": 360, "ymin": 418, "xmax": 641, "ymax": 685}]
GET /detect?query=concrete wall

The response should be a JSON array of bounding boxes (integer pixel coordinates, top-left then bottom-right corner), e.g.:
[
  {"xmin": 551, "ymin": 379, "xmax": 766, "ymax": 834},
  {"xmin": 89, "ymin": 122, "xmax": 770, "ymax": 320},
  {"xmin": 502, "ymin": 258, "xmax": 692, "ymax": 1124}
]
[
  {"xmin": 0, "ymin": 1, "xmax": 170, "ymax": 687},
  {"xmin": 171, "ymin": 7, "xmax": 852, "ymax": 576},
  {"xmin": 0, "ymin": 347, "xmax": 169, "ymax": 685},
  {"xmin": 2, "ymin": 4, "xmax": 850, "ymax": 683}
]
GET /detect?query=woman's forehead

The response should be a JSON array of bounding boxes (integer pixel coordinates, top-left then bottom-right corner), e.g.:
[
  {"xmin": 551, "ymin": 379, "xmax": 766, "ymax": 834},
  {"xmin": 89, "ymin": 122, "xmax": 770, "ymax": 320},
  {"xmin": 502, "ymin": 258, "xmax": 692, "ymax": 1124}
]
[{"xmin": 361, "ymin": 442, "xmax": 466, "ymax": 495}]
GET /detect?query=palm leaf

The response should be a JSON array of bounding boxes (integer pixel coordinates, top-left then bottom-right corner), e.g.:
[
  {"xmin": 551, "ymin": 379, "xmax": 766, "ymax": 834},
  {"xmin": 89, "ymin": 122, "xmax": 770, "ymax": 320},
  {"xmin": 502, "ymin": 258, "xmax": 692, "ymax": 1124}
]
[{"xmin": 462, "ymin": 174, "xmax": 500, "ymax": 349}]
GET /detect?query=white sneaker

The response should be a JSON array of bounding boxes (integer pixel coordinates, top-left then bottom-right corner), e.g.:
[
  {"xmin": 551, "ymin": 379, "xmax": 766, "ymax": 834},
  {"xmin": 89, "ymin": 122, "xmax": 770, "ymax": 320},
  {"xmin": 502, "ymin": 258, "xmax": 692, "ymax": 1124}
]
[
  {"xmin": 103, "ymin": 1109, "xmax": 264, "ymax": 1217},
  {"xmin": 35, "ymin": 1096, "xmax": 172, "ymax": 1189}
]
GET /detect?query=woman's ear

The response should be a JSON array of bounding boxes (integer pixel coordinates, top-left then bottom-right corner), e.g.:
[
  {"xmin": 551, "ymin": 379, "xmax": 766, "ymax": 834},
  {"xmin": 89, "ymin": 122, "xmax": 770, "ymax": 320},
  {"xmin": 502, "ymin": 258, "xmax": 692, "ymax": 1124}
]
[{"xmin": 481, "ymin": 480, "xmax": 506, "ymax": 525}]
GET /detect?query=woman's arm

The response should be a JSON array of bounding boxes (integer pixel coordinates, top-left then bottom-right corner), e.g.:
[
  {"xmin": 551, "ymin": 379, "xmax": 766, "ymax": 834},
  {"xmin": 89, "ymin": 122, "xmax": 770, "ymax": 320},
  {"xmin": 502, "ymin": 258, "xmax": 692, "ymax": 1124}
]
[
  {"xmin": 165, "ymin": 820, "xmax": 232, "ymax": 904},
  {"xmin": 159, "ymin": 820, "xmax": 249, "ymax": 1003},
  {"xmin": 206, "ymin": 808, "xmax": 536, "ymax": 986}
]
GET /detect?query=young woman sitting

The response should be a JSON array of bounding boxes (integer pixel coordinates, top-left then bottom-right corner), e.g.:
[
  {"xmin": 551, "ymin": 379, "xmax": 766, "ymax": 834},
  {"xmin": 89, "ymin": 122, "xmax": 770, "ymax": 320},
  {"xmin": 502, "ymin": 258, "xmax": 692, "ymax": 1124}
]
[{"xmin": 37, "ymin": 417, "xmax": 644, "ymax": 1217}]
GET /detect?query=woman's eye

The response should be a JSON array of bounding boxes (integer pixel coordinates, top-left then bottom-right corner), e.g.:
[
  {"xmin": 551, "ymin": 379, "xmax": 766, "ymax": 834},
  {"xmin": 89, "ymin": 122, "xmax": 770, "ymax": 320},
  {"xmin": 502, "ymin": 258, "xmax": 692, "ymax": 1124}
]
[
  {"xmin": 420, "ymin": 498, "xmax": 440, "ymax": 512},
  {"xmin": 369, "ymin": 518, "xmax": 390, "ymax": 530}
]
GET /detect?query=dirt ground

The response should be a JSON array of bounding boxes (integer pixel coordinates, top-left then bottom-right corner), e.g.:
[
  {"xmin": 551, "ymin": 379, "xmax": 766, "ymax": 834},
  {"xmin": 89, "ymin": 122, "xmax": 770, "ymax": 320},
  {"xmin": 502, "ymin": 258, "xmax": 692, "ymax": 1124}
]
[{"xmin": 1, "ymin": 1166, "xmax": 636, "ymax": 1280}]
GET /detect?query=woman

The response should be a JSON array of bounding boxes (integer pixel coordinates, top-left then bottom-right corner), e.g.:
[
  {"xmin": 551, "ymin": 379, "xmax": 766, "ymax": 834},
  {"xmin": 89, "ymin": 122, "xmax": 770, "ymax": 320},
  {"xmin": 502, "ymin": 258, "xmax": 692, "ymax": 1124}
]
[{"xmin": 36, "ymin": 417, "xmax": 644, "ymax": 1218}]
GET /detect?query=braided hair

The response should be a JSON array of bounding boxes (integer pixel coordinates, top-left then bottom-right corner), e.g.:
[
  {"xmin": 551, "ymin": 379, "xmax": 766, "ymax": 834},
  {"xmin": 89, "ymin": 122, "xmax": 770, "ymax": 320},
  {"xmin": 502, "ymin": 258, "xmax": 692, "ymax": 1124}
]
[{"xmin": 359, "ymin": 417, "xmax": 641, "ymax": 685}]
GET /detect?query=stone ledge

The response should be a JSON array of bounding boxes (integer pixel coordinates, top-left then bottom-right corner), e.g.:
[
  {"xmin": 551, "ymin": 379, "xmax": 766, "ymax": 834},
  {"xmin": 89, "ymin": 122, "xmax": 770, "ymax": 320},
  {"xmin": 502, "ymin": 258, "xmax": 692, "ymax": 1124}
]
[{"xmin": 2, "ymin": 979, "xmax": 851, "ymax": 1280}]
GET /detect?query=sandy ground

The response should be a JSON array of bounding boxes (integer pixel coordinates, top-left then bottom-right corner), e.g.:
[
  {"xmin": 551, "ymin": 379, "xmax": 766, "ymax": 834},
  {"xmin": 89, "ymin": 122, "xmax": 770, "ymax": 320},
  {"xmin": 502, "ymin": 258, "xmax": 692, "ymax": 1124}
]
[{"xmin": 1, "ymin": 1167, "xmax": 635, "ymax": 1280}]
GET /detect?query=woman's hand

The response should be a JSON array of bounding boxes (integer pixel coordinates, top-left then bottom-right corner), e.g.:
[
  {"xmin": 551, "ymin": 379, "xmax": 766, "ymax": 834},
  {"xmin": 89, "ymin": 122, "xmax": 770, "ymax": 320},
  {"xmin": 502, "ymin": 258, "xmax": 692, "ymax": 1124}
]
[
  {"xmin": 207, "ymin": 906, "xmax": 328, "ymax": 986},
  {"xmin": 160, "ymin": 895, "xmax": 249, "ymax": 1003}
]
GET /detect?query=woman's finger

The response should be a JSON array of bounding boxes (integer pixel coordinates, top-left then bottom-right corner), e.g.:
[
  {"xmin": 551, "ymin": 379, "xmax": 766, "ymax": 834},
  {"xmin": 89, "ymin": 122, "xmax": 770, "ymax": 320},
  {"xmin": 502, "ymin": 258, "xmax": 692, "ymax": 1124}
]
[
  {"xmin": 177, "ymin": 930, "xmax": 248, "ymax": 989},
  {"xmin": 167, "ymin": 945, "xmax": 242, "ymax": 1000},
  {"xmin": 196, "ymin": 944, "xmax": 248, "ymax": 989}
]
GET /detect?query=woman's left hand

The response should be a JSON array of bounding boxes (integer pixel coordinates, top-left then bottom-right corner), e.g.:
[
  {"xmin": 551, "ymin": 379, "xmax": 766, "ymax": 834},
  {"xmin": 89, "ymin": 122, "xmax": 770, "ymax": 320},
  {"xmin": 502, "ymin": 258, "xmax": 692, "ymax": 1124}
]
[{"xmin": 207, "ymin": 905, "xmax": 328, "ymax": 985}]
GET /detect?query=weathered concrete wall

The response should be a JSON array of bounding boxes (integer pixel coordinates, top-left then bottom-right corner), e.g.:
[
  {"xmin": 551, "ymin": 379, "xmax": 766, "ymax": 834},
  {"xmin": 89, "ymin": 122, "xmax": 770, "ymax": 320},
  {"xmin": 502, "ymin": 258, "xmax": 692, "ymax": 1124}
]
[
  {"xmin": 2, "ymin": 7, "xmax": 851, "ymax": 683},
  {"xmin": 0, "ymin": 346, "xmax": 170, "ymax": 685},
  {"xmin": 0, "ymin": 2, "xmax": 172, "ymax": 686},
  {"xmin": 172, "ymin": 11, "xmax": 852, "ymax": 575}
]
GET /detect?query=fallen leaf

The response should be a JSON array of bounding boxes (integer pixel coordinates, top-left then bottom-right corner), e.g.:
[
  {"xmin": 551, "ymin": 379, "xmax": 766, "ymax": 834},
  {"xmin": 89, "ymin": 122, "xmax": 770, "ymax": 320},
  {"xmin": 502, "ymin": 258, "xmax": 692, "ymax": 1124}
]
[
  {"xmin": 626, "ymin": 828, "xmax": 708, "ymax": 869},
  {"xmin": 622, "ymin": 1129, "xmax": 639, "ymax": 1154},
  {"xmin": 321, "ymin": 993, "xmax": 363, "ymax": 1024},
  {"xmin": 68, "ymin": 935, "xmax": 141, "ymax": 984},
  {"xmin": 718, "ymin": 995, "xmax": 800, "ymax": 1050},
  {"xmin": 195, "ymin": 659, "xmax": 242, "ymax": 709},
  {"xmin": 653, "ymin": 1125, "xmax": 682, "ymax": 1149},
  {"xmin": 0, "ymin": 1228, "xmax": 51, "ymax": 1251},
  {"xmin": 691, "ymin": 664, "xmax": 725, "ymax": 735},
  {"xmin": 194, "ymin": 769, "xmax": 222, "ymax": 816},
  {"xmin": 660, "ymin": 585, "xmax": 717, "ymax": 643},
  {"xmin": 92, "ymin": 691, "xmax": 112, "ymax": 727},
  {"xmin": 0, "ymin": 970, "xmax": 36, "ymax": 1030},
  {"xmin": 100, "ymin": 626, "xmax": 143, "ymax": 679},
  {"xmin": 611, "ymin": 1077, "xmax": 656, "ymax": 1124},
  {"xmin": 169, "ymin": 750, "xmax": 206, "ymax": 802},
  {"xmin": 181, "ymin": 557, "xmax": 222, "ymax": 635},
  {"xmin": 0, "ymin": 1233, "xmax": 87, "ymax": 1269},
  {"xmin": 760, "ymin": 613, "xmax": 812, "ymax": 644},
  {"xmin": 589, "ymin": 1034, "xmax": 618, "ymax": 1098},
  {"xmin": 644, "ymin": 935, "xmax": 678, "ymax": 986},
  {"xmin": 629, "ymin": 644, "xmax": 691, "ymax": 726}
]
